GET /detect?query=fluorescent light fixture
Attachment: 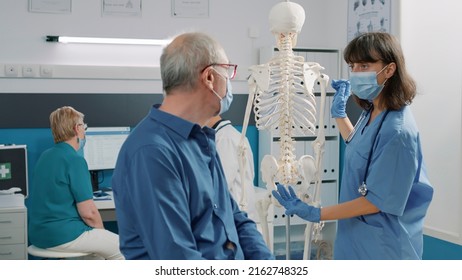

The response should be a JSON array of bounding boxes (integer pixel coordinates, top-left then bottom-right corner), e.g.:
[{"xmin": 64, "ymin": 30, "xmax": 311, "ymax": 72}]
[{"xmin": 46, "ymin": 35, "xmax": 171, "ymax": 46}]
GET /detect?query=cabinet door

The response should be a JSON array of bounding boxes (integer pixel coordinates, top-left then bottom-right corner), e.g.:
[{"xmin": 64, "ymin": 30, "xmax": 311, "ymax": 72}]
[
  {"xmin": 0, "ymin": 244, "xmax": 26, "ymax": 260},
  {"xmin": 0, "ymin": 208, "xmax": 27, "ymax": 260},
  {"xmin": 0, "ymin": 212, "xmax": 25, "ymax": 227},
  {"xmin": 0, "ymin": 227, "xmax": 25, "ymax": 245}
]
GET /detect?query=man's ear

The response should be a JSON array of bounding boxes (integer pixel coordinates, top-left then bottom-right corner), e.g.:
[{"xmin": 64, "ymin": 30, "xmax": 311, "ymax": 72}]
[{"xmin": 201, "ymin": 67, "xmax": 215, "ymax": 90}]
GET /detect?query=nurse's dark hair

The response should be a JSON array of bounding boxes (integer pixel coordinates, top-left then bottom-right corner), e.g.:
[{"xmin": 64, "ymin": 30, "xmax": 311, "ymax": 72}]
[
  {"xmin": 160, "ymin": 32, "xmax": 223, "ymax": 93},
  {"xmin": 344, "ymin": 32, "xmax": 416, "ymax": 110}
]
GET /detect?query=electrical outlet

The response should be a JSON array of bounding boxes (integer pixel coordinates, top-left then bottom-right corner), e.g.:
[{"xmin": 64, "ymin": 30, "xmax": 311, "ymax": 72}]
[
  {"xmin": 4, "ymin": 64, "xmax": 18, "ymax": 77},
  {"xmin": 248, "ymin": 26, "xmax": 260, "ymax": 38},
  {"xmin": 40, "ymin": 65, "xmax": 53, "ymax": 77},
  {"xmin": 22, "ymin": 65, "xmax": 37, "ymax": 77}
]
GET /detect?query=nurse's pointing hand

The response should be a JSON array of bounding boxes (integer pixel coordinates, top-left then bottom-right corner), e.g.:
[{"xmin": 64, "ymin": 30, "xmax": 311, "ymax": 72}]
[
  {"xmin": 272, "ymin": 184, "xmax": 321, "ymax": 223},
  {"xmin": 331, "ymin": 79, "xmax": 351, "ymax": 118}
]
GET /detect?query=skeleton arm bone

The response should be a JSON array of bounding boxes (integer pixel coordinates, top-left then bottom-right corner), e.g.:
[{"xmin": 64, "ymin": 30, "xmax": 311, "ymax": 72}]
[
  {"xmin": 311, "ymin": 73, "xmax": 329, "ymax": 203},
  {"xmin": 259, "ymin": 154, "xmax": 280, "ymax": 249},
  {"xmin": 302, "ymin": 73, "xmax": 329, "ymax": 260},
  {"xmin": 237, "ymin": 145, "xmax": 248, "ymax": 210},
  {"xmin": 255, "ymin": 191, "xmax": 273, "ymax": 250},
  {"xmin": 236, "ymin": 74, "xmax": 262, "ymax": 211}
]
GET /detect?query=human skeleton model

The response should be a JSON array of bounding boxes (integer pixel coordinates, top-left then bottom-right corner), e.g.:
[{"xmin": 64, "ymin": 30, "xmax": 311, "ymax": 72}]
[{"xmin": 238, "ymin": 1, "xmax": 328, "ymax": 260}]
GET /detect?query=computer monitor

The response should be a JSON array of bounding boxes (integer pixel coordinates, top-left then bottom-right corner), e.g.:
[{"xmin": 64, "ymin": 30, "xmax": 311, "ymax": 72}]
[
  {"xmin": 0, "ymin": 145, "xmax": 28, "ymax": 197},
  {"xmin": 83, "ymin": 127, "xmax": 130, "ymax": 191}
]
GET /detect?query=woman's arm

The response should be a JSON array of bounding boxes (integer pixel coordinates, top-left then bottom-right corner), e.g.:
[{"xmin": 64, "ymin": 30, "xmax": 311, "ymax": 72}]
[
  {"xmin": 335, "ymin": 117, "xmax": 354, "ymax": 142},
  {"xmin": 321, "ymin": 196, "xmax": 379, "ymax": 221},
  {"xmin": 77, "ymin": 199, "xmax": 104, "ymax": 229}
]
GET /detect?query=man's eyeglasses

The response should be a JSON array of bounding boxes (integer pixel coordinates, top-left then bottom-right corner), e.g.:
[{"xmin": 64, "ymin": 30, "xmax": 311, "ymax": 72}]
[
  {"xmin": 201, "ymin": 63, "xmax": 238, "ymax": 80},
  {"xmin": 77, "ymin": 123, "xmax": 88, "ymax": 131}
]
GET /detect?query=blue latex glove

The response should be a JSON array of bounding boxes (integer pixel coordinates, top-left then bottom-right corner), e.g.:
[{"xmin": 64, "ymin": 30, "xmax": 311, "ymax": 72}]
[
  {"xmin": 331, "ymin": 79, "xmax": 351, "ymax": 118},
  {"xmin": 272, "ymin": 184, "xmax": 321, "ymax": 223}
]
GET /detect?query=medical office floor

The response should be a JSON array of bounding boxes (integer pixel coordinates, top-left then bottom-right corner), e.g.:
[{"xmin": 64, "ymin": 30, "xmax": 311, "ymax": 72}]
[{"xmin": 275, "ymin": 240, "xmax": 333, "ymax": 260}]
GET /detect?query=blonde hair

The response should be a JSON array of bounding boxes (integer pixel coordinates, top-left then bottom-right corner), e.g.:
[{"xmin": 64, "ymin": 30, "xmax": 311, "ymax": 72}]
[{"xmin": 49, "ymin": 106, "xmax": 84, "ymax": 143}]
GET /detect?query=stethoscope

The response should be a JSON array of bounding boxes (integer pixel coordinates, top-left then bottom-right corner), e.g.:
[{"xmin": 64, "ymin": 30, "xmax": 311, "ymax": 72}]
[
  {"xmin": 346, "ymin": 107, "xmax": 390, "ymax": 196},
  {"xmin": 345, "ymin": 110, "xmax": 369, "ymax": 144}
]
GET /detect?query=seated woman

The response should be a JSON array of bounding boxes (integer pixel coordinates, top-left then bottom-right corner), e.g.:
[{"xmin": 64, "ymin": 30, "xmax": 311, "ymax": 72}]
[{"xmin": 28, "ymin": 106, "xmax": 124, "ymax": 260}]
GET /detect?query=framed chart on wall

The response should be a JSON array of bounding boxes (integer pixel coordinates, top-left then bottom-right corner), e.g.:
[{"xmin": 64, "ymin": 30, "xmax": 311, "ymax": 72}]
[
  {"xmin": 102, "ymin": 0, "xmax": 142, "ymax": 17},
  {"xmin": 347, "ymin": 0, "xmax": 391, "ymax": 42},
  {"xmin": 29, "ymin": 0, "xmax": 72, "ymax": 14}
]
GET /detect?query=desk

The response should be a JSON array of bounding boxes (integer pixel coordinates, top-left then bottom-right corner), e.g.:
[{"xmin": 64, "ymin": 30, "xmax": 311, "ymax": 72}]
[{"xmin": 94, "ymin": 191, "xmax": 116, "ymax": 222}]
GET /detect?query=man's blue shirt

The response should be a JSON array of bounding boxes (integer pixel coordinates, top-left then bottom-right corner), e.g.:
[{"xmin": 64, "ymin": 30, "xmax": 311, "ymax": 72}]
[{"xmin": 112, "ymin": 105, "xmax": 273, "ymax": 260}]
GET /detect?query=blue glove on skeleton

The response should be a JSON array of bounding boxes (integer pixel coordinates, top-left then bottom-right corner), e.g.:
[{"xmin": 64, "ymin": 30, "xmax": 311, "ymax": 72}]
[{"xmin": 272, "ymin": 184, "xmax": 321, "ymax": 223}]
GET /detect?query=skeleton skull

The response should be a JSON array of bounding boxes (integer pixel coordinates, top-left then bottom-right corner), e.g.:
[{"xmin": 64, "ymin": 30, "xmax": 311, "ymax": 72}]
[{"xmin": 269, "ymin": 0, "xmax": 305, "ymax": 47}]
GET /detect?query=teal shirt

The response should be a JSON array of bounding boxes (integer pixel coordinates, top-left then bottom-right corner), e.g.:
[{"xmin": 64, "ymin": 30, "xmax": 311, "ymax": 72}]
[{"xmin": 28, "ymin": 142, "xmax": 93, "ymax": 248}]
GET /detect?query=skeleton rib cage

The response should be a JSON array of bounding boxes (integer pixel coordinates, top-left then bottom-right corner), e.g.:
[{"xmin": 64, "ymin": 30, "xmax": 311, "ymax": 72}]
[{"xmin": 254, "ymin": 36, "xmax": 323, "ymax": 186}]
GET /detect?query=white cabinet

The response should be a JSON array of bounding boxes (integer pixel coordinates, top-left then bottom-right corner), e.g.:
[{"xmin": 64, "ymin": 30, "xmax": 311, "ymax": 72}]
[
  {"xmin": 0, "ymin": 207, "xmax": 28, "ymax": 259},
  {"xmin": 258, "ymin": 47, "xmax": 340, "ymax": 259}
]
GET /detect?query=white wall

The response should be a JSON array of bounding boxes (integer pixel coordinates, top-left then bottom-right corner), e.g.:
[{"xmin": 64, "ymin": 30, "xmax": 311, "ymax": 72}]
[
  {"xmin": 0, "ymin": 0, "xmax": 347, "ymax": 94},
  {"xmin": 400, "ymin": 0, "xmax": 462, "ymax": 244}
]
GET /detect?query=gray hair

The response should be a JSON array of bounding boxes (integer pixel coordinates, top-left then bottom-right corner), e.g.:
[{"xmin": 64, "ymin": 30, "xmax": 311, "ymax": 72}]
[{"xmin": 160, "ymin": 32, "xmax": 224, "ymax": 93}]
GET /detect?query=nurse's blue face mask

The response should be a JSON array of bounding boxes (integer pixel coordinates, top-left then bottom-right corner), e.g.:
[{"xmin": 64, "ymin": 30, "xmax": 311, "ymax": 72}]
[
  {"xmin": 76, "ymin": 123, "xmax": 87, "ymax": 157},
  {"xmin": 77, "ymin": 137, "xmax": 86, "ymax": 154},
  {"xmin": 350, "ymin": 64, "xmax": 389, "ymax": 101}
]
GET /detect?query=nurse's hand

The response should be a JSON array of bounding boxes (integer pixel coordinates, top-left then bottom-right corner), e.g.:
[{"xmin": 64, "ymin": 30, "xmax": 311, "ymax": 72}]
[
  {"xmin": 272, "ymin": 184, "xmax": 321, "ymax": 223},
  {"xmin": 331, "ymin": 79, "xmax": 351, "ymax": 118}
]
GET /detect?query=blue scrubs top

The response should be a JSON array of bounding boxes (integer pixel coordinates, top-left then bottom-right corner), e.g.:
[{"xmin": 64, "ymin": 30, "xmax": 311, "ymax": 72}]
[
  {"xmin": 334, "ymin": 106, "xmax": 433, "ymax": 259},
  {"xmin": 111, "ymin": 105, "xmax": 273, "ymax": 260},
  {"xmin": 28, "ymin": 142, "xmax": 93, "ymax": 248}
]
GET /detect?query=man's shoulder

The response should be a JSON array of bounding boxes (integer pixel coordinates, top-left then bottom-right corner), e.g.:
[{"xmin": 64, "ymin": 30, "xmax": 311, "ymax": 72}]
[{"xmin": 122, "ymin": 121, "xmax": 182, "ymax": 159}]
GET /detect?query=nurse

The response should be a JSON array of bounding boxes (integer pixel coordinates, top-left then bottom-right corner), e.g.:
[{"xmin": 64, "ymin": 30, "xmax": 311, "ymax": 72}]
[{"xmin": 272, "ymin": 32, "xmax": 433, "ymax": 259}]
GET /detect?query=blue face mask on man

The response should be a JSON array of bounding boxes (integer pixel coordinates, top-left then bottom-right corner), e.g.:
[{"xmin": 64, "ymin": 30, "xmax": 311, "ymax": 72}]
[
  {"xmin": 211, "ymin": 70, "xmax": 233, "ymax": 115},
  {"xmin": 350, "ymin": 64, "xmax": 389, "ymax": 101}
]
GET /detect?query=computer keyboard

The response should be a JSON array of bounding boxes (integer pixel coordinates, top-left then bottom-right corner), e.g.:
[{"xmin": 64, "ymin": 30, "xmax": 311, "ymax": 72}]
[{"xmin": 93, "ymin": 190, "xmax": 110, "ymax": 199}]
